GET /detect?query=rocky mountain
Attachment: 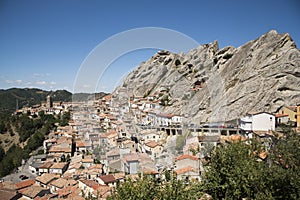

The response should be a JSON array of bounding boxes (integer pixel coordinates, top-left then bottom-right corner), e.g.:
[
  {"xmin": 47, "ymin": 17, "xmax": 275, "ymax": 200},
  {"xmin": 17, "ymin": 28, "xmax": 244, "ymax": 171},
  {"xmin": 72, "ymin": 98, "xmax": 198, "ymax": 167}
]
[{"xmin": 113, "ymin": 30, "xmax": 300, "ymax": 124}]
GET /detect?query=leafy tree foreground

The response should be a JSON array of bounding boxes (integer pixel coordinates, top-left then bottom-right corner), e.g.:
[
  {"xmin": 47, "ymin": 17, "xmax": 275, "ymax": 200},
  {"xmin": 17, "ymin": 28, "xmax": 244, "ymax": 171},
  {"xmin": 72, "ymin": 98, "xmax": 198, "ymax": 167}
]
[{"xmin": 109, "ymin": 130, "xmax": 300, "ymax": 200}]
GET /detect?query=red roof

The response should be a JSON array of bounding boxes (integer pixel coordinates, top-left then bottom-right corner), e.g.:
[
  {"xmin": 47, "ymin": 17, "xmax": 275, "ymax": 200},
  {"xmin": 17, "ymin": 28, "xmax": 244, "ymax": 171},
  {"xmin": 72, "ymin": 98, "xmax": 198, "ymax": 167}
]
[
  {"xmin": 176, "ymin": 154, "xmax": 199, "ymax": 161},
  {"xmin": 145, "ymin": 140, "xmax": 161, "ymax": 148},
  {"xmin": 76, "ymin": 141, "xmax": 91, "ymax": 147},
  {"xmin": 174, "ymin": 166, "xmax": 198, "ymax": 175},
  {"xmin": 276, "ymin": 113, "xmax": 288, "ymax": 117},
  {"xmin": 39, "ymin": 161, "xmax": 53, "ymax": 169},
  {"xmin": 103, "ymin": 95, "xmax": 112, "ymax": 102},
  {"xmin": 80, "ymin": 179, "xmax": 99, "ymax": 189},
  {"xmin": 15, "ymin": 179, "xmax": 35, "ymax": 190},
  {"xmin": 99, "ymin": 174, "xmax": 116, "ymax": 184}
]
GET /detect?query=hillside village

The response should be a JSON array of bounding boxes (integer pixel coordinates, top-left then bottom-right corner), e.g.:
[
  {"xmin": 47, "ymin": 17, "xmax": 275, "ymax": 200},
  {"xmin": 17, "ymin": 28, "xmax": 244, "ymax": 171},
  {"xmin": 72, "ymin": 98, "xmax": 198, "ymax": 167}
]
[{"xmin": 0, "ymin": 92, "xmax": 300, "ymax": 200}]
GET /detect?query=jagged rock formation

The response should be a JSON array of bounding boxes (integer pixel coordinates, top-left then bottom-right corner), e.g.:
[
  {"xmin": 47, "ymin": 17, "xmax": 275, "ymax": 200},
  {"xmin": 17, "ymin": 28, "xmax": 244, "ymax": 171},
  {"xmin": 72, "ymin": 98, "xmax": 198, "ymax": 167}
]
[{"xmin": 113, "ymin": 30, "xmax": 300, "ymax": 124}]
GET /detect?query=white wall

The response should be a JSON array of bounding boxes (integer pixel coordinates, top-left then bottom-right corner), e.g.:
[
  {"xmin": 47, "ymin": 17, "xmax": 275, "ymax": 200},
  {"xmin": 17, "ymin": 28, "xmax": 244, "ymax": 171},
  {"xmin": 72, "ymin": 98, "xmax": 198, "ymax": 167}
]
[
  {"xmin": 129, "ymin": 161, "xmax": 139, "ymax": 174},
  {"xmin": 240, "ymin": 115, "xmax": 252, "ymax": 131},
  {"xmin": 252, "ymin": 113, "xmax": 275, "ymax": 131}
]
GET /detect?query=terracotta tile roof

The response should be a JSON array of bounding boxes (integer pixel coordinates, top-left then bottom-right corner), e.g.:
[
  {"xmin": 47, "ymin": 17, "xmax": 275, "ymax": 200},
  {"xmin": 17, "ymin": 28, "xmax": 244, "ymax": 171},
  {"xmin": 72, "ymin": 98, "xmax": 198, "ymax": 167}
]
[
  {"xmin": 39, "ymin": 161, "xmax": 53, "ymax": 169},
  {"xmin": 275, "ymin": 113, "xmax": 289, "ymax": 117},
  {"xmin": 176, "ymin": 154, "xmax": 199, "ymax": 161},
  {"xmin": 79, "ymin": 179, "xmax": 99, "ymax": 189},
  {"xmin": 106, "ymin": 114, "xmax": 117, "ymax": 121},
  {"xmin": 100, "ymin": 130, "xmax": 118, "ymax": 139},
  {"xmin": 50, "ymin": 178, "xmax": 77, "ymax": 189},
  {"xmin": 82, "ymin": 158, "xmax": 94, "ymax": 163},
  {"xmin": 50, "ymin": 162, "xmax": 68, "ymax": 169},
  {"xmin": 76, "ymin": 141, "xmax": 91, "ymax": 147},
  {"xmin": 69, "ymin": 162, "xmax": 82, "ymax": 170},
  {"xmin": 122, "ymin": 140, "xmax": 134, "ymax": 145},
  {"xmin": 174, "ymin": 166, "xmax": 198, "ymax": 175},
  {"xmin": 145, "ymin": 140, "xmax": 161, "ymax": 148},
  {"xmin": 112, "ymin": 172, "xmax": 126, "ymax": 180},
  {"xmin": 57, "ymin": 185, "xmax": 81, "ymax": 198},
  {"xmin": 93, "ymin": 185, "xmax": 112, "ymax": 198},
  {"xmin": 20, "ymin": 185, "xmax": 48, "ymax": 199},
  {"xmin": 1, "ymin": 181, "xmax": 16, "ymax": 190},
  {"xmin": 34, "ymin": 193, "xmax": 56, "ymax": 200},
  {"xmin": 99, "ymin": 174, "xmax": 116, "ymax": 184},
  {"xmin": 15, "ymin": 179, "xmax": 35, "ymax": 190},
  {"xmin": 103, "ymin": 95, "xmax": 112, "ymax": 102},
  {"xmin": 0, "ymin": 188, "xmax": 19, "ymax": 200},
  {"xmin": 142, "ymin": 167, "xmax": 159, "ymax": 175},
  {"xmin": 48, "ymin": 146, "xmax": 72, "ymax": 153},
  {"xmin": 56, "ymin": 137, "xmax": 72, "ymax": 145},
  {"xmin": 156, "ymin": 113, "xmax": 176, "ymax": 118},
  {"xmin": 35, "ymin": 173, "xmax": 59, "ymax": 185},
  {"xmin": 88, "ymin": 164, "xmax": 103, "ymax": 170},
  {"xmin": 122, "ymin": 153, "xmax": 140, "ymax": 162}
]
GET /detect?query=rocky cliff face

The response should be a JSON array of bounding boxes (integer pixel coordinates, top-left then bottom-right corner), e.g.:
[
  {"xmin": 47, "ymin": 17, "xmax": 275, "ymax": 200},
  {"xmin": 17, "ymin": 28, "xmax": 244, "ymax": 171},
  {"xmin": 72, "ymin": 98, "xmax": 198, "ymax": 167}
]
[{"xmin": 113, "ymin": 30, "xmax": 300, "ymax": 124}]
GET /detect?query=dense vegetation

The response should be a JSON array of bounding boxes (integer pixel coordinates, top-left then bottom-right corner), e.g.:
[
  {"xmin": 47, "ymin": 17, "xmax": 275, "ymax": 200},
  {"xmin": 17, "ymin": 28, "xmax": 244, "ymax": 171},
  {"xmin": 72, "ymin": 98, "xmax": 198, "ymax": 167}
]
[
  {"xmin": 0, "ymin": 111, "xmax": 70, "ymax": 177},
  {"xmin": 108, "ymin": 174, "xmax": 202, "ymax": 200},
  {"xmin": 109, "ymin": 130, "xmax": 300, "ymax": 200},
  {"xmin": 0, "ymin": 88, "xmax": 72, "ymax": 113}
]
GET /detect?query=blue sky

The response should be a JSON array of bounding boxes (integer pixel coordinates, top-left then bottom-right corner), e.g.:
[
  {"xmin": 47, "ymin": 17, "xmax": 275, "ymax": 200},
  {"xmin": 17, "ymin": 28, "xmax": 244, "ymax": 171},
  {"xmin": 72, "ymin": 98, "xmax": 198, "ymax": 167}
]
[{"xmin": 0, "ymin": 0, "xmax": 299, "ymax": 93}]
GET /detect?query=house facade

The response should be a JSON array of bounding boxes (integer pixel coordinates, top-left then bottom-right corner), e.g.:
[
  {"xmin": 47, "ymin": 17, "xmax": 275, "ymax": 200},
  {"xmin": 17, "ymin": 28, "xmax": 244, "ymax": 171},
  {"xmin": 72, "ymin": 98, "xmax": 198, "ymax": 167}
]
[{"xmin": 240, "ymin": 112, "xmax": 275, "ymax": 132}]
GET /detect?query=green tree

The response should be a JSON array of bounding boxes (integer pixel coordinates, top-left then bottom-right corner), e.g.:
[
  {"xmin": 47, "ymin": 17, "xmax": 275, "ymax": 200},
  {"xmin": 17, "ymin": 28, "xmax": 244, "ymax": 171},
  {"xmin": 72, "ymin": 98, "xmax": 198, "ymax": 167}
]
[
  {"xmin": 108, "ymin": 174, "xmax": 202, "ymax": 200},
  {"xmin": 59, "ymin": 111, "xmax": 70, "ymax": 126},
  {"xmin": 0, "ymin": 144, "xmax": 24, "ymax": 177},
  {"xmin": 203, "ymin": 141, "xmax": 270, "ymax": 199},
  {"xmin": 267, "ymin": 130, "xmax": 300, "ymax": 199},
  {"xmin": 175, "ymin": 135, "xmax": 185, "ymax": 152}
]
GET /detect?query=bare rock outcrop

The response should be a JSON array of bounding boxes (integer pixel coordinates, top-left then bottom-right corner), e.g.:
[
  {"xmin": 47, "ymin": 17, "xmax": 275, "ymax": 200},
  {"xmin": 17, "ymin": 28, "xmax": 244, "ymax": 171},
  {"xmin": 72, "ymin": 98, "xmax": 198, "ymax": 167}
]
[{"xmin": 113, "ymin": 30, "xmax": 300, "ymax": 124}]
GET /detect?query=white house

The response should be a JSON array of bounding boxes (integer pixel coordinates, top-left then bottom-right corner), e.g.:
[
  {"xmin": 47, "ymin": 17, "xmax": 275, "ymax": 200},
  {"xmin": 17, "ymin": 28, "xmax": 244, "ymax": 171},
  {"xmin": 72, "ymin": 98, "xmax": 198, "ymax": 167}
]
[
  {"xmin": 143, "ymin": 141, "xmax": 163, "ymax": 160},
  {"xmin": 49, "ymin": 162, "xmax": 68, "ymax": 175},
  {"xmin": 156, "ymin": 113, "xmax": 172, "ymax": 127},
  {"xmin": 240, "ymin": 112, "xmax": 275, "ymax": 132},
  {"xmin": 122, "ymin": 154, "xmax": 140, "ymax": 174},
  {"xmin": 141, "ymin": 129, "xmax": 161, "ymax": 143},
  {"xmin": 171, "ymin": 115, "xmax": 182, "ymax": 127}
]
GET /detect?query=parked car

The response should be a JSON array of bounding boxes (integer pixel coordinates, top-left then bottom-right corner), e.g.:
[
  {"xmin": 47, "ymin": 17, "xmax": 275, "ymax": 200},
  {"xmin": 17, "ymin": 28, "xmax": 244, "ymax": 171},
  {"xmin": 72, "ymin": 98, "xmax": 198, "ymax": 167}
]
[{"xmin": 19, "ymin": 175, "xmax": 28, "ymax": 180}]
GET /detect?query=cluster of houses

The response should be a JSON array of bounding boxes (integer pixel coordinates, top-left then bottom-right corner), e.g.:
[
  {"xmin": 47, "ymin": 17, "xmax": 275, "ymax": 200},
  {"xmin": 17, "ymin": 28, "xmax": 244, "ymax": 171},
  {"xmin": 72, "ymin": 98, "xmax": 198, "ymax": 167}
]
[
  {"xmin": 15, "ymin": 95, "xmax": 71, "ymax": 116},
  {"xmin": 1, "ymin": 92, "xmax": 300, "ymax": 199}
]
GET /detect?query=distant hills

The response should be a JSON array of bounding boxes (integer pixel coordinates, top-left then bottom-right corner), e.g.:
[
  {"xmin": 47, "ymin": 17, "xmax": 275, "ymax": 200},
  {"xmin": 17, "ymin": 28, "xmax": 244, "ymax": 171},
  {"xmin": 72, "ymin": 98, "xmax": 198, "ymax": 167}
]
[{"xmin": 0, "ymin": 88, "xmax": 108, "ymax": 113}]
